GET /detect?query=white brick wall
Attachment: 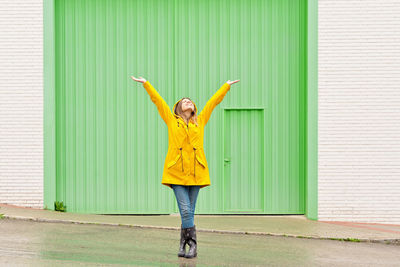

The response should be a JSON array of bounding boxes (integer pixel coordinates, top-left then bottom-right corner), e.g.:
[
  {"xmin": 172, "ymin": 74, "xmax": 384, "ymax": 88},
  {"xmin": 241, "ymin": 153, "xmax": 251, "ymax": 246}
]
[
  {"xmin": 318, "ymin": 0, "xmax": 400, "ymax": 224},
  {"xmin": 0, "ymin": 0, "xmax": 43, "ymax": 208}
]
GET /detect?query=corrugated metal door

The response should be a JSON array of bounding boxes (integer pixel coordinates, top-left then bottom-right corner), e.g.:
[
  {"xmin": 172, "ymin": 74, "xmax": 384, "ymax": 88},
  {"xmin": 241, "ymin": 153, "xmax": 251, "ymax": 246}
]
[{"xmin": 54, "ymin": 0, "xmax": 307, "ymax": 214}]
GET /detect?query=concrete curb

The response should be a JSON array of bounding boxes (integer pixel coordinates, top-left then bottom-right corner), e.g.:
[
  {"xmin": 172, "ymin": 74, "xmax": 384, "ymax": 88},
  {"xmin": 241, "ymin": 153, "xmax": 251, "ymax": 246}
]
[{"xmin": 3, "ymin": 214, "xmax": 400, "ymax": 246}]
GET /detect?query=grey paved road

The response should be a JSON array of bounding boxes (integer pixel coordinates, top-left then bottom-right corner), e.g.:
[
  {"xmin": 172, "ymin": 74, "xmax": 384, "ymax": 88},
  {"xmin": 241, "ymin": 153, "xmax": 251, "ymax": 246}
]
[{"xmin": 0, "ymin": 218, "xmax": 399, "ymax": 266}]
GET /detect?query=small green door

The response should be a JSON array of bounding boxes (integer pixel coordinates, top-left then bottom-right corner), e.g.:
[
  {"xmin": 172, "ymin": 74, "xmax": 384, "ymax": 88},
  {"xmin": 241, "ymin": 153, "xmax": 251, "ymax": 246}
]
[{"xmin": 223, "ymin": 109, "xmax": 264, "ymax": 213}]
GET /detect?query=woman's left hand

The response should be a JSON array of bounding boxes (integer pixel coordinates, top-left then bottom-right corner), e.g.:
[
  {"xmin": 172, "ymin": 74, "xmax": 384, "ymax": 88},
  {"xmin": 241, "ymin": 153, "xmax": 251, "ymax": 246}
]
[{"xmin": 226, "ymin": 80, "xmax": 240, "ymax": 85}]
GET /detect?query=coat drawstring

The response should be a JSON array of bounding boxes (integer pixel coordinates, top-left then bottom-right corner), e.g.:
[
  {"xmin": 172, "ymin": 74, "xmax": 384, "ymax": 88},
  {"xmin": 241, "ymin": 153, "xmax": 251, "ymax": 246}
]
[
  {"xmin": 179, "ymin": 147, "xmax": 184, "ymax": 172},
  {"xmin": 193, "ymin": 147, "xmax": 196, "ymax": 177}
]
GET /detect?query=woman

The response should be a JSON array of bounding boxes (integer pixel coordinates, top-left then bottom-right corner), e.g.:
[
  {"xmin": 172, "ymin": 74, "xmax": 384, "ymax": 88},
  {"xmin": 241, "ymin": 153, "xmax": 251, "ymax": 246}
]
[{"xmin": 130, "ymin": 76, "xmax": 239, "ymax": 258}]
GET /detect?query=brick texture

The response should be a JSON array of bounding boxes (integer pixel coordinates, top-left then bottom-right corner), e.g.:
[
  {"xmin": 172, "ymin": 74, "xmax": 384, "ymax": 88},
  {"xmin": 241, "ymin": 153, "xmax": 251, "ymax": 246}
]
[
  {"xmin": 0, "ymin": 0, "xmax": 43, "ymax": 208},
  {"xmin": 318, "ymin": 0, "xmax": 400, "ymax": 224}
]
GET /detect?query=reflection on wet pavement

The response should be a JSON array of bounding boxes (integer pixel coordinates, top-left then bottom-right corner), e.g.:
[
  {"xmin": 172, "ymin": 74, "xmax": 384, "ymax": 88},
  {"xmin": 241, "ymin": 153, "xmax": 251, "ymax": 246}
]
[{"xmin": 0, "ymin": 218, "xmax": 399, "ymax": 266}]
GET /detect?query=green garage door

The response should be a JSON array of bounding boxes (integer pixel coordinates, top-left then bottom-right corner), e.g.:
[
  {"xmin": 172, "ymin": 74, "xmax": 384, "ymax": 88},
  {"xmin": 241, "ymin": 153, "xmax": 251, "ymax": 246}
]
[{"xmin": 53, "ymin": 0, "xmax": 307, "ymax": 214}]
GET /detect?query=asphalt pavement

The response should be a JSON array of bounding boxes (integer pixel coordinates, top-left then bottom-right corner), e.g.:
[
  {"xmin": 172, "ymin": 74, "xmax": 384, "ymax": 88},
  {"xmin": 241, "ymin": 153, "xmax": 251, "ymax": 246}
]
[{"xmin": 1, "ymin": 218, "xmax": 400, "ymax": 266}]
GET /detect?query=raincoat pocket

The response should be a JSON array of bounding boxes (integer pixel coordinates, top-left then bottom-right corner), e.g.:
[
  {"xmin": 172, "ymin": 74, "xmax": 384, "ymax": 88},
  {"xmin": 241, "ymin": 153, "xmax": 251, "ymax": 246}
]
[
  {"xmin": 167, "ymin": 148, "xmax": 185, "ymax": 172},
  {"xmin": 195, "ymin": 154, "xmax": 206, "ymax": 168},
  {"xmin": 167, "ymin": 153, "xmax": 181, "ymax": 168}
]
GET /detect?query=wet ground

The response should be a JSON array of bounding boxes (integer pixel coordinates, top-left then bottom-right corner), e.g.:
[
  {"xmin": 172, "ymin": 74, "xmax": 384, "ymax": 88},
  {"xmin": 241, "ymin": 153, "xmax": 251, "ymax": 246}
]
[{"xmin": 0, "ymin": 218, "xmax": 399, "ymax": 266}]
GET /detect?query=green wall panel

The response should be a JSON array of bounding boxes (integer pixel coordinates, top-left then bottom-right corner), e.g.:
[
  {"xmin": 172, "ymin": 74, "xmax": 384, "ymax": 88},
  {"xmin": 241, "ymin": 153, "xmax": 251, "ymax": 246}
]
[{"xmin": 54, "ymin": 0, "xmax": 307, "ymax": 214}]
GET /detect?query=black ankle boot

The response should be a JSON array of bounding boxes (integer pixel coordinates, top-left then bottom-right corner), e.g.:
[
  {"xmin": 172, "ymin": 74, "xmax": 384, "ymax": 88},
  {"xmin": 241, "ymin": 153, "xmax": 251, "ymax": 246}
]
[
  {"xmin": 178, "ymin": 224, "xmax": 187, "ymax": 257},
  {"xmin": 184, "ymin": 225, "xmax": 197, "ymax": 258}
]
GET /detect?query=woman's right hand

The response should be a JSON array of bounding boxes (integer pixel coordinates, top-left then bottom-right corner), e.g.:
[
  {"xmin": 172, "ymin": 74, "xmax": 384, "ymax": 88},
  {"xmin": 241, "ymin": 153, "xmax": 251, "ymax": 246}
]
[{"xmin": 130, "ymin": 76, "xmax": 147, "ymax": 83}]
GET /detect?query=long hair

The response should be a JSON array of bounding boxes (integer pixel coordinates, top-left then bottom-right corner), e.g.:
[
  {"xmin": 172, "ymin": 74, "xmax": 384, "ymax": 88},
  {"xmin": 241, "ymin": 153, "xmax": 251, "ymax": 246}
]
[{"xmin": 174, "ymin": 97, "xmax": 198, "ymax": 126}]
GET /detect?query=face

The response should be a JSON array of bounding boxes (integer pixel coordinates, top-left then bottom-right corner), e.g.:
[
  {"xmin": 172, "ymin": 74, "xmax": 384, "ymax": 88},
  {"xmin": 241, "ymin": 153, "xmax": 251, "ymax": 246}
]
[{"xmin": 181, "ymin": 98, "xmax": 194, "ymax": 112}]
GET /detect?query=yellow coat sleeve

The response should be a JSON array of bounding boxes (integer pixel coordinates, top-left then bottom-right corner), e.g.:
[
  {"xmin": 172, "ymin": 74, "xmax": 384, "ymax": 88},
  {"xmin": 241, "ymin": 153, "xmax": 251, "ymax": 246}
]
[
  {"xmin": 143, "ymin": 80, "xmax": 173, "ymax": 125},
  {"xmin": 199, "ymin": 82, "xmax": 231, "ymax": 125}
]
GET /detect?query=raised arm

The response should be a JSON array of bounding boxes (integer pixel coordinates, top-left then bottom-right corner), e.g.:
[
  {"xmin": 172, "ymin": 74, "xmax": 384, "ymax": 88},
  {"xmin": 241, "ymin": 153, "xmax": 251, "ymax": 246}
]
[
  {"xmin": 198, "ymin": 82, "xmax": 231, "ymax": 126},
  {"xmin": 142, "ymin": 80, "xmax": 174, "ymax": 125}
]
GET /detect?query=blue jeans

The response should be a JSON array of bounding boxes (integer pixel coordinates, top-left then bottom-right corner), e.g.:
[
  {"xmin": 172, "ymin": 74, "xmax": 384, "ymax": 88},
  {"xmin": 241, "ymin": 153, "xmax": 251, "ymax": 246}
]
[{"xmin": 171, "ymin": 184, "xmax": 201, "ymax": 229}]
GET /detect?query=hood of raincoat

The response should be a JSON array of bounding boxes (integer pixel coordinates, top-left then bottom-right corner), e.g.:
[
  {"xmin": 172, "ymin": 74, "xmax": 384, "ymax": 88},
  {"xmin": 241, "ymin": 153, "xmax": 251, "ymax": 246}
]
[{"xmin": 172, "ymin": 98, "xmax": 198, "ymax": 122}]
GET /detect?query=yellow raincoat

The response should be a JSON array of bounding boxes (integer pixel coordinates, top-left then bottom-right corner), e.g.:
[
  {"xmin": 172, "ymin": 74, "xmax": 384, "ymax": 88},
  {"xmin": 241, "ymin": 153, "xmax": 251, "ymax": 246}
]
[{"xmin": 142, "ymin": 80, "xmax": 231, "ymax": 189}]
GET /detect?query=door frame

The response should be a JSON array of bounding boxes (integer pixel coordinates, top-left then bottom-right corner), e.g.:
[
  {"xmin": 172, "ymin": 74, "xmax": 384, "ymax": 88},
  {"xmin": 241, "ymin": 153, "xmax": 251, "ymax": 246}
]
[{"xmin": 43, "ymin": 0, "xmax": 318, "ymax": 220}]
